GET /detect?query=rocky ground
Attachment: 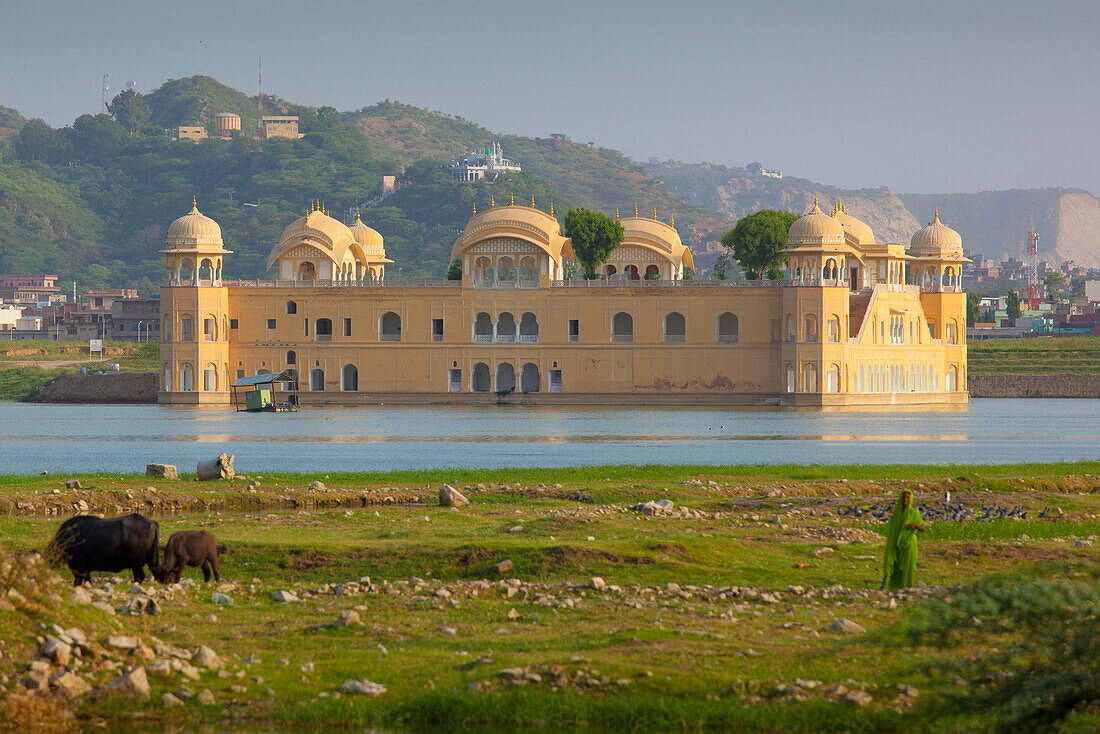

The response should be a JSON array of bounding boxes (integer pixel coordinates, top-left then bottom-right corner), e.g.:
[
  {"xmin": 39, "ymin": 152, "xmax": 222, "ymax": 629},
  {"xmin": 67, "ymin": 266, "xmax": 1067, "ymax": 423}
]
[{"xmin": 0, "ymin": 463, "xmax": 1097, "ymax": 731}]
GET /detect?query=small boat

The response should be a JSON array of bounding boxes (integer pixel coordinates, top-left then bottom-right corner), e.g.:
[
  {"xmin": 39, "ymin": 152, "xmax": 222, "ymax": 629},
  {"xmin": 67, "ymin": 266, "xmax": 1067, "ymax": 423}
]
[{"xmin": 230, "ymin": 370, "xmax": 299, "ymax": 413}]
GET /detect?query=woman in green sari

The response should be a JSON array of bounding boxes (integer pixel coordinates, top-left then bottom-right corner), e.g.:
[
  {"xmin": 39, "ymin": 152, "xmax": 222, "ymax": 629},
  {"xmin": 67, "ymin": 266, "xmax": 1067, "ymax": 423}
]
[{"xmin": 882, "ymin": 489, "xmax": 925, "ymax": 590}]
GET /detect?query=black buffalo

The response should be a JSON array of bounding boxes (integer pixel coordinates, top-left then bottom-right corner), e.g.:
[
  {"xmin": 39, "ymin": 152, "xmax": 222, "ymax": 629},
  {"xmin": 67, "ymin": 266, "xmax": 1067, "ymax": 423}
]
[{"xmin": 47, "ymin": 514, "xmax": 160, "ymax": 586}]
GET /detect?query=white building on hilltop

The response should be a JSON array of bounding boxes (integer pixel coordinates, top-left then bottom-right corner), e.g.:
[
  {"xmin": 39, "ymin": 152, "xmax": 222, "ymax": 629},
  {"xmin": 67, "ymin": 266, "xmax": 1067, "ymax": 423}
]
[{"xmin": 450, "ymin": 142, "xmax": 522, "ymax": 182}]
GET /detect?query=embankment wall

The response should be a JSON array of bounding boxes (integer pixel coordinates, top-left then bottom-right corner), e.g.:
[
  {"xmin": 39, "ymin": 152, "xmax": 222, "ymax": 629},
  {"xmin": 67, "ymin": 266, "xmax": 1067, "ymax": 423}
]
[
  {"xmin": 29, "ymin": 372, "xmax": 159, "ymax": 404},
  {"xmin": 968, "ymin": 373, "xmax": 1100, "ymax": 398}
]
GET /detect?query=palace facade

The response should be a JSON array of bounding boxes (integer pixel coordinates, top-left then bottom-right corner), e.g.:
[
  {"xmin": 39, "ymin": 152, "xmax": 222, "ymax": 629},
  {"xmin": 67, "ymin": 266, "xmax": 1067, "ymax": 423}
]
[{"xmin": 158, "ymin": 196, "xmax": 969, "ymax": 407}]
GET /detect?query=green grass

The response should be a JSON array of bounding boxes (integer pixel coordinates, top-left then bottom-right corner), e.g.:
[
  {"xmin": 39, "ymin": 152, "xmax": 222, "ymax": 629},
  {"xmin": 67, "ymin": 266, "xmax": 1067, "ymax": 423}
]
[
  {"xmin": 969, "ymin": 336, "xmax": 1100, "ymax": 375},
  {"xmin": 0, "ymin": 340, "xmax": 158, "ymax": 400},
  {"xmin": 1, "ymin": 462, "xmax": 1098, "ymax": 731}
]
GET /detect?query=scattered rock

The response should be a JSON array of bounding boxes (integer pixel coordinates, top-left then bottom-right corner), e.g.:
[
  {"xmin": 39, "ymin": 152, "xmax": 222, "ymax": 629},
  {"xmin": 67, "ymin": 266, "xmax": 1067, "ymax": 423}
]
[
  {"xmin": 70, "ymin": 586, "xmax": 93, "ymax": 605},
  {"xmin": 102, "ymin": 666, "xmax": 151, "ymax": 700},
  {"xmin": 830, "ymin": 618, "xmax": 866, "ymax": 635},
  {"xmin": 39, "ymin": 637, "xmax": 71, "ymax": 666},
  {"xmin": 494, "ymin": 559, "xmax": 514, "ymax": 574},
  {"xmin": 148, "ymin": 661, "xmax": 173, "ymax": 679},
  {"xmin": 210, "ymin": 592, "xmax": 233, "ymax": 606},
  {"xmin": 197, "ymin": 688, "xmax": 216, "ymax": 705},
  {"xmin": 309, "ymin": 480, "xmax": 325, "ymax": 491},
  {"xmin": 340, "ymin": 679, "xmax": 387, "ymax": 697},
  {"xmin": 813, "ymin": 547, "xmax": 835, "ymax": 556},
  {"xmin": 192, "ymin": 646, "xmax": 221, "ymax": 669},
  {"xmin": 65, "ymin": 479, "xmax": 82, "ymax": 490},
  {"xmin": 588, "ymin": 577, "xmax": 606, "ymax": 590},
  {"xmin": 272, "ymin": 590, "xmax": 299, "ymax": 603},
  {"xmin": 334, "ymin": 610, "xmax": 362, "ymax": 628},
  {"xmin": 196, "ymin": 453, "xmax": 235, "ymax": 481},
  {"xmin": 439, "ymin": 484, "xmax": 469, "ymax": 508},
  {"xmin": 507, "ymin": 608, "xmax": 521, "ymax": 621},
  {"xmin": 50, "ymin": 671, "xmax": 92, "ymax": 698},
  {"xmin": 841, "ymin": 689, "xmax": 873, "ymax": 706},
  {"xmin": 105, "ymin": 635, "xmax": 141, "ymax": 650},
  {"xmin": 161, "ymin": 692, "xmax": 184, "ymax": 708},
  {"xmin": 145, "ymin": 464, "xmax": 179, "ymax": 480}
]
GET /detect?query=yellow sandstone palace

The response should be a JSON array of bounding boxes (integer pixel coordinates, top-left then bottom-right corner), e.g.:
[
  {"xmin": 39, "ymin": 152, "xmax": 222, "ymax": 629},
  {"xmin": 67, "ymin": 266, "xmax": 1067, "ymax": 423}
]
[{"xmin": 158, "ymin": 196, "xmax": 968, "ymax": 407}]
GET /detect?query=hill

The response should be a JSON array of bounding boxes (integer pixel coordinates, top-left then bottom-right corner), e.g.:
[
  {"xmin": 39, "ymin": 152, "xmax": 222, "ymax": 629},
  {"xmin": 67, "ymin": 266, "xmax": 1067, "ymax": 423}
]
[{"xmin": 647, "ymin": 161, "xmax": 1100, "ymax": 269}]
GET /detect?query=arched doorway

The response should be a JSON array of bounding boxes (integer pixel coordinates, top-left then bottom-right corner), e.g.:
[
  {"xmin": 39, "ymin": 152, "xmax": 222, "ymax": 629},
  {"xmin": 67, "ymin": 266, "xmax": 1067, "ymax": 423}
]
[
  {"xmin": 624, "ymin": 264, "xmax": 640, "ymax": 280},
  {"xmin": 341, "ymin": 364, "xmax": 358, "ymax": 391},
  {"xmin": 380, "ymin": 312, "xmax": 401, "ymax": 341},
  {"xmin": 664, "ymin": 312, "xmax": 685, "ymax": 342},
  {"xmin": 310, "ymin": 368, "xmax": 325, "ymax": 391},
  {"xmin": 718, "ymin": 312, "xmax": 738, "ymax": 343},
  {"xmin": 298, "ymin": 261, "xmax": 317, "ymax": 280},
  {"xmin": 645, "ymin": 264, "xmax": 661, "ymax": 280},
  {"xmin": 471, "ymin": 363, "xmax": 491, "ymax": 392},
  {"xmin": 496, "ymin": 363, "xmax": 516, "ymax": 393},
  {"xmin": 520, "ymin": 363, "xmax": 540, "ymax": 393}
]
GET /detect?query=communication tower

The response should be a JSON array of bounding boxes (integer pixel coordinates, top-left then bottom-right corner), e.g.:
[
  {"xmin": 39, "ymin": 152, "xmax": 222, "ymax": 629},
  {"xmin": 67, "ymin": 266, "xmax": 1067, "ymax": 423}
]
[
  {"xmin": 257, "ymin": 57, "xmax": 264, "ymax": 137},
  {"xmin": 1025, "ymin": 230, "xmax": 1040, "ymax": 310}
]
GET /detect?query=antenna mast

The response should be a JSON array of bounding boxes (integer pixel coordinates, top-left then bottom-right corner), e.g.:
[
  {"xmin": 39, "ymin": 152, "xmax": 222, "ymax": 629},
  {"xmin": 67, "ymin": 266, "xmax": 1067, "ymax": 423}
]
[
  {"xmin": 1025, "ymin": 230, "xmax": 1040, "ymax": 309},
  {"xmin": 257, "ymin": 57, "xmax": 263, "ymax": 138},
  {"xmin": 101, "ymin": 74, "xmax": 110, "ymax": 113}
]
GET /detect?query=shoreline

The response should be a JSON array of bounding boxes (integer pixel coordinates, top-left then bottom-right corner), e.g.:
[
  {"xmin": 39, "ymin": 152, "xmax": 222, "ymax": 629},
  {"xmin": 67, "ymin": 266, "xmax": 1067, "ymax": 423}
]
[{"xmin": 17, "ymin": 370, "xmax": 1100, "ymax": 403}]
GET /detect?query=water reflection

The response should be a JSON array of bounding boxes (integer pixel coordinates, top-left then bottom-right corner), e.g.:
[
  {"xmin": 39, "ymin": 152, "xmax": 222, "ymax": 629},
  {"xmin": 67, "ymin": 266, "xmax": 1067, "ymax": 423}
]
[{"xmin": 0, "ymin": 399, "xmax": 1094, "ymax": 474}]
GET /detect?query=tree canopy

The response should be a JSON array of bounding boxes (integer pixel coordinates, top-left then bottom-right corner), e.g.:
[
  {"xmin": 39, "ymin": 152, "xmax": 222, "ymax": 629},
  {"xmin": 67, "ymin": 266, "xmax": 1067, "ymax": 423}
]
[
  {"xmin": 1006, "ymin": 290, "xmax": 1021, "ymax": 325},
  {"xmin": 721, "ymin": 209, "xmax": 798, "ymax": 279},
  {"xmin": 562, "ymin": 208, "xmax": 624, "ymax": 279},
  {"xmin": 108, "ymin": 90, "xmax": 151, "ymax": 136}
]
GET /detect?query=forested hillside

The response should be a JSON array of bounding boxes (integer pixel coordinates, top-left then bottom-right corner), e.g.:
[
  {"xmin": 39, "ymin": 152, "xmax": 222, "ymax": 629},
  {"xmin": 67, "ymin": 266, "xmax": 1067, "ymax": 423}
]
[{"xmin": 0, "ymin": 77, "xmax": 724, "ymax": 291}]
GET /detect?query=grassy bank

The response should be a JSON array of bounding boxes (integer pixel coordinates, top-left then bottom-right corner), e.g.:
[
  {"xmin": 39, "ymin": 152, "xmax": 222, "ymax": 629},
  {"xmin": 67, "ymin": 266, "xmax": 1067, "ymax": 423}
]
[
  {"xmin": 968, "ymin": 336, "xmax": 1100, "ymax": 375},
  {"xmin": 1, "ymin": 462, "xmax": 1098, "ymax": 731},
  {"xmin": 0, "ymin": 340, "xmax": 158, "ymax": 400}
]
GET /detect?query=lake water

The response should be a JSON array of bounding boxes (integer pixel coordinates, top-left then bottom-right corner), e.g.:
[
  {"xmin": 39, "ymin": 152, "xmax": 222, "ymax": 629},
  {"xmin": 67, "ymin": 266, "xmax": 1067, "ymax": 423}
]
[{"xmin": 0, "ymin": 399, "xmax": 1095, "ymax": 475}]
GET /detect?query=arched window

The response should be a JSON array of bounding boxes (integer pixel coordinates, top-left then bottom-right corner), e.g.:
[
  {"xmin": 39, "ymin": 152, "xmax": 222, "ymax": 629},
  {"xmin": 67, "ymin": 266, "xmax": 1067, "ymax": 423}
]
[
  {"xmin": 718, "ymin": 312, "xmax": 738, "ymax": 343},
  {"xmin": 203, "ymin": 314, "xmax": 217, "ymax": 342},
  {"xmin": 947, "ymin": 365, "xmax": 958, "ymax": 392},
  {"xmin": 178, "ymin": 259, "xmax": 193, "ymax": 284},
  {"xmin": 380, "ymin": 312, "xmax": 401, "ymax": 341},
  {"xmin": 474, "ymin": 256, "xmax": 491, "ymax": 280},
  {"xmin": 827, "ymin": 315, "xmax": 840, "ymax": 343},
  {"xmin": 786, "ymin": 364, "xmax": 795, "ymax": 393},
  {"xmin": 473, "ymin": 312, "xmax": 493, "ymax": 342},
  {"xmin": 803, "ymin": 314, "xmax": 818, "ymax": 343},
  {"xmin": 946, "ymin": 321, "xmax": 958, "ymax": 345},
  {"xmin": 310, "ymin": 368, "xmax": 325, "ymax": 391},
  {"xmin": 162, "ymin": 316, "xmax": 172, "ymax": 341},
  {"xmin": 520, "ymin": 363, "xmax": 540, "ymax": 393},
  {"xmin": 471, "ymin": 363, "xmax": 491, "ymax": 392},
  {"xmin": 497, "ymin": 312, "xmax": 516, "ymax": 342},
  {"xmin": 341, "ymin": 364, "xmax": 358, "ymax": 391},
  {"xmin": 286, "ymin": 301, "xmax": 297, "ymax": 315},
  {"xmin": 624, "ymin": 264, "xmax": 640, "ymax": 280},
  {"xmin": 612, "ymin": 312, "xmax": 633, "ymax": 342},
  {"xmin": 519, "ymin": 312, "xmax": 539, "ymax": 342},
  {"xmin": 645, "ymin": 264, "xmax": 661, "ymax": 280},
  {"xmin": 179, "ymin": 363, "xmax": 193, "ymax": 392},
  {"xmin": 203, "ymin": 363, "xmax": 218, "ymax": 392},
  {"xmin": 180, "ymin": 315, "xmax": 193, "ymax": 342},
  {"xmin": 880, "ymin": 320, "xmax": 886, "ymax": 344},
  {"xmin": 826, "ymin": 364, "xmax": 840, "ymax": 393},
  {"xmin": 298, "ymin": 262, "xmax": 317, "ymax": 281},
  {"xmin": 162, "ymin": 364, "xmax": 171, "ymax": 391},
  {"xmin": 316, "ymin": 318, "xmax": 332, "ymax": 342},
  {"xmin": 786, "ymin": 314, "xmax": 795, "ymax": 342},
  {"xmin": 604, "ymin": 264, "xmax": 617, "ymax": 277},
  {"xmin": 286, "ymin": 350, "xmax": 296, "ymax": 365},
  {"xmin": 497, "ymin": 256, "xmax": 514, "ymax": 280},
  {"xmin": 802, "ymin": 363, "xmax": 818, "ymax": 393},
  {"xmin": 520, "ymin": 257, "xmax": 536, "ymax": 281},
  {"xmin": 664, "ymin": 312, "xmax": 685, "ymax": 342},
  {"xmin": 496, "ymin": 363, "xmax": 516, "ymax": 393}
]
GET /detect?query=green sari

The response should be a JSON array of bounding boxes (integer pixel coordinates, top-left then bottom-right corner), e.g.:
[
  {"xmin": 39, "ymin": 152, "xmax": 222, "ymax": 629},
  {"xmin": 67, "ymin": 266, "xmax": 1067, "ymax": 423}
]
[{"xmin": 883, "ymin": 489, "xmax": 923, "ymax": 590}]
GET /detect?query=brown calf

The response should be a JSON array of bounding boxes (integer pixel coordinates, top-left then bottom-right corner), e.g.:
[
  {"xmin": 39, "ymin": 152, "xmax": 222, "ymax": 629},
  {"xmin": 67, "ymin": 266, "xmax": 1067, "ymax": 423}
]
[{"xmin": 153, "ymin": 530, "xmax": 221, "ymax": 583}]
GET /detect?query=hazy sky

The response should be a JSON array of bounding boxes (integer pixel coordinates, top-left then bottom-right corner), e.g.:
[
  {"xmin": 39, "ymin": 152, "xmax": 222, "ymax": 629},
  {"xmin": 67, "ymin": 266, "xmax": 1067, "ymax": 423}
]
[{"xmin": 2, "ymin": 0, "xmax": 1098, "ymax": 194}]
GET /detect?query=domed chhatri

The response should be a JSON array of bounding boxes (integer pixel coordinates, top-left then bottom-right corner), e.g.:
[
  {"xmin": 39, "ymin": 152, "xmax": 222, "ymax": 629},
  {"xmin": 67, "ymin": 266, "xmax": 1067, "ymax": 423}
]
[
  {"xmin": 787, "ymin": 198, "xmax": 845, "ymax": 246},
  {"xmin": 831, "ymin": 200, "xmax": 875, "ymax": 248},
  {"xmin": 166, "ymin": 198, "xmax": 224, "ymax": 249},
  {"xmin": 910, "ymin": 209, "xmax": 964, "ymax": 256},
  {"xmin": 349, "ymin": 211, "xmax": 386, "ymax": 256}
]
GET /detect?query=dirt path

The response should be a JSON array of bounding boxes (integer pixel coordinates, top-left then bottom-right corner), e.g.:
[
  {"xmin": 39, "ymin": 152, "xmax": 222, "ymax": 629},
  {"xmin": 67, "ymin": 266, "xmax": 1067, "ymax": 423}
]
[{"xmin": 0, "ymin": 358, "xmax": 105, "ymax": 367}]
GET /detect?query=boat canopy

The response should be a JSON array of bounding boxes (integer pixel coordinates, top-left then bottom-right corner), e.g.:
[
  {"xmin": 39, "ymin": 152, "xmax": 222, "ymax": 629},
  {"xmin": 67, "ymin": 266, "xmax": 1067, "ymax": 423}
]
[{"xmin": 231, "ymin": 370, "xmax": 295, "ymax": 388}]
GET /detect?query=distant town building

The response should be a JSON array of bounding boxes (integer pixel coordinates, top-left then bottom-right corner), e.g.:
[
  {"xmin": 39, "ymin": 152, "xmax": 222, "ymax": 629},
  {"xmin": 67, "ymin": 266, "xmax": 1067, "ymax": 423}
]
[
  {"xmin": 174, "ymin": 125, "xmax": 208, "ymax": 142},
  {"xmin": 1086, "ymin": 280, "xmax": 1100, "ymax": 303},
  {"xmin": 215, "ymin": 113, "xmax": 241, "ymax": 139},
  {"xmin": 746, "ymin": 162, "xmax": 783, "ymax": 179},
  {"xmin": 0, "ymin": 303, "xmax": 21, "ymax": 331},
  {"xmin": 259, "ymin": 116, "xmax": 301, "ymax": 140},
  {"xmin": 449, "ymin": 142, "xmax": 521, "ymax": 182},
  {"xmin": 111, "ymin": 296, "xmax": 161, "ymax": 341},
  {"xmin": 0, "ymin": 275, "xmax": 62, "ymax": 306}
]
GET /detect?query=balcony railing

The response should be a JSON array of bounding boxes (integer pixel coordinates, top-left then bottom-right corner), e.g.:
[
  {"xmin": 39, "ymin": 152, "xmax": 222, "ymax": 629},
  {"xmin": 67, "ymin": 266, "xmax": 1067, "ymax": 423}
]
[
  {"xmin": 379, "ymin": 334, "xmax": 401, "ymax": 342},
  {"xmin": 472, "ymin": 279, "xmax": 540, "ymax": 289},
  {"xmin": 496, "ymin": 334, "xmax": 516, "ymax": 343},
  {"xmin": 611, "ymin": 334, "xmax": 633, "ymax": 343},
  {"xmin": 225, "ymin": 279, "xmax": 460, "ymax": 288},
  {"xmin": 551, "ymin": 279, "xmax": 783, "ymax": 288},
  {"xmin": 717, "ymin": 334, "xmax": 738, "ymax": 343},
  {"xmin": 664, "ymin": 334, "xmax": 685, "ymax": 343},
  {"xmin": 518, "ymin": 334, "xmax": 539, "ymax": 343},
  {"xmin": 473, "ymin": 334, "xmax": 494, "ymax": 343}
]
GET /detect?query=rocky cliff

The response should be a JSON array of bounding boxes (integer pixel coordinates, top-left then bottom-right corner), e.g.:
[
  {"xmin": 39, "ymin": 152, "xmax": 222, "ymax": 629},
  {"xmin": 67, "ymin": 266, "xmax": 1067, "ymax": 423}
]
[{"xmin": 647, "ymin": 162, "xmax": 1100, "ymax": 268}]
